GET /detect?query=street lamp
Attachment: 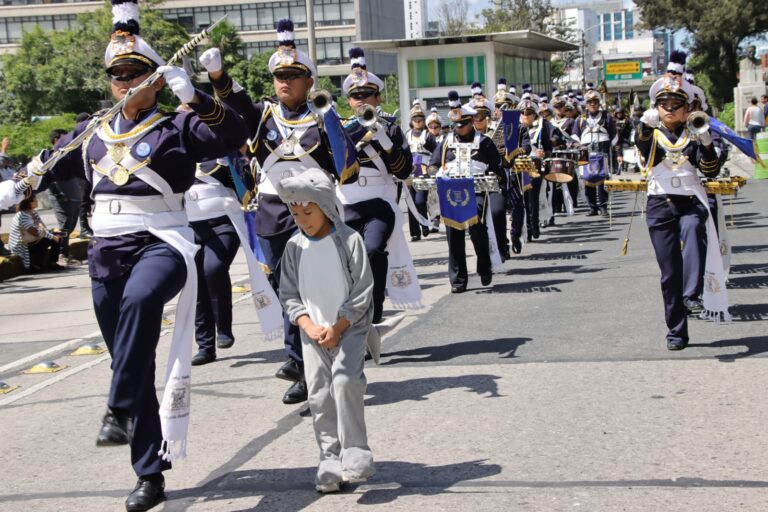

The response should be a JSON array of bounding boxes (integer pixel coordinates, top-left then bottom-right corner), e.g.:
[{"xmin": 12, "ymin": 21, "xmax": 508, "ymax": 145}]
[{"xmin": 579, "ymin": 23, "xmax": 602, "ymax": 90}]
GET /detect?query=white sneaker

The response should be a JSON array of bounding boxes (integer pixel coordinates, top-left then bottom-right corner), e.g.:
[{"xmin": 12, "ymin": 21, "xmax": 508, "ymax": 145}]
[{"xmin": 315, "ymin": 482, "xmax": 341, "ymax": 493}]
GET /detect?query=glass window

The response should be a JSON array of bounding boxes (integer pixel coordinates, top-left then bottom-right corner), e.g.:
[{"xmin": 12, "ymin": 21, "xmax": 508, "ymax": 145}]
[
  {"xmin": 7, "ymin": 21, "xmax": 21, "ymax": 41},
  {"xmin": 242, "ymin": 8, "xmax": 258, "ymax": 29},
  {"xmin": 260, "ymin": 6, "xmax": 274, "ymax": 27},
  {"xmin": 0, "ymin": 22, "xmax": 7, "ymax": 43},
  {"xmin": 274, "ymin": 6, "xmax": 289, "ymax": 22},
  {"xmin": 225, "ymin": 10, "xmax": 241, "ymax": 29},
  {"xmin": 625, "ymin": 10, "xmax": 634, "ymax": 39},
  {"xmin": 194, "ymin": 11, "xmax": 210, "ymax": 29},
  {"xmin": 314, "ymin": 4, "xmax": 323, "ymax": 22},
  {"xmin": 603, "ymin": 22, "xmax": 611, "ymax": 41},
  {"xmin": 323, "ymin": 3, "xmax": 340, "ymax": 22},
  {"xmin": 291, "ymin": 5, "xmax": 307, "ymax": 25},
  {"xmin": 614, "ymin": 12, "xmax": 622, "ymax": 21},
  {"xmin": 614, "ymin": 18, "xmax": 622, "ymax": 40}
]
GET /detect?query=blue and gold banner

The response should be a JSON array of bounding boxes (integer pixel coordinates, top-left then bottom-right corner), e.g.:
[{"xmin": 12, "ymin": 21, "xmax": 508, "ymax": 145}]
[
  {"xmin": 709, "ymin": 117, "xmax": 762, "ymax": 163},
  {"xmin": 437, "ymin": 177, "xmax": 478, "ymax": 230},
  {"xmin": 323, "ymin": 107, "xmax": 360, "ymax": 183}
]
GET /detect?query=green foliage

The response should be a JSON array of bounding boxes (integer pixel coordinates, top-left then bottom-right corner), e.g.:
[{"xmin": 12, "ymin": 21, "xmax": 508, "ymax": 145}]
[
  {"xmin": 719, "ymin": 102, "xmax": 735, "ymax": 129},
  {"xmin": 635, "ymin": 0, "xmax": 768, "ymax": 107},
  {"xmin": 0, "ymin": 1, "xmax": 189, "ymax": 122},
  {"xmin": 204, "ymin": 20, "xmax": 244, "ymax": 69},
  {"xmin": 0, "ymin": 114, "xmax": 78, "ymax": 161},
  {"xmin": 476, "ymin": 0, "xmax": 553, "ymax": 33},
  {"xmin": 229, "ymin": 52, "xmax": 274, "ymax": 101}
]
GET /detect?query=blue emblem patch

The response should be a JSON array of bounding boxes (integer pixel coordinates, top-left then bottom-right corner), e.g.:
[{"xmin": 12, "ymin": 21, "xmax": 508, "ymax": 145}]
[
  {"xmin": 135, "ymin": 142, "xmax": 151, "ymax": 158},
  {"xmin": 267, "ymin": 130, "xmax": 278, "ymax": 141}
]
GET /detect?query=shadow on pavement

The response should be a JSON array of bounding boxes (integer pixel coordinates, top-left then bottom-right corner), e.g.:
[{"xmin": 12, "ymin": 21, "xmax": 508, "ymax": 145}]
[
  {"xmin": 381, "ymin": 337, "xmax": 528, "ymax": 365},
  {"xmin": 505, "ymin": 265, "xmax": 605, "ymax": 276},
  {"xmin": 219, "ymin": 348, "xmax": 286, "ymax": 367},
  {"xmin": 163, "ymin": 459, "xmax": 502, "ymax": 511},
  {"xmin": 728, "ymin": 303, "xmax": 768, "ymax": 322},
  {"xmin": 477, "ymin": 279, "xmax": 572, "ymax": 294},
  {"xmin": 514, "ymin": 249, "xmax": 599, "ymax": 262},
  {"xmin": 732, "ymin": 244, "xmax": 768, "ymax": 254},
  {"xmin": 688, "ymin": 335, "xmax": 768, "ymax": 361},
  {"xmin": 365, "ymin": 374, "xmax": 503, "ymax": 406},
  {"xmin": 727, "ymin": 275, "xmax": 768, "ymax": 289}
]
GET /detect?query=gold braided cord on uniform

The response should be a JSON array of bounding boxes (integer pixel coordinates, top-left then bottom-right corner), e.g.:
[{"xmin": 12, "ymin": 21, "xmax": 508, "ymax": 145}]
[
  {"xmin": 196, "ymin": 98, "xmax": 226, "ymax": 126},
  {"xmin": 195, "ymin": 163, "xmax": 223, "ymax": 176},
  {"xmin": 99, "ymin": 113, "xmax": 166, "ymax": 142},
  {"xmin": 213, "ymin": 76, "xmax": 234, "ymax": 99},
  {"xmin": 389, "ymin": 152, "xmax": 406, "ymax": 173}
]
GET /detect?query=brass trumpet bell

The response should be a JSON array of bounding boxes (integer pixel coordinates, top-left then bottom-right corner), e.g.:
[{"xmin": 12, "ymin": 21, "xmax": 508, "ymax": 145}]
[
  {"xmin": 687, "ymin": 111, "xmax": 710, "ymax": 136},
  {"xmin": 356, "ymin": 104, "xmax": 378, "ymax": 128},
  {"xmin": 308, "ymin": 89, "xmax": 333, "ymax": 117}
]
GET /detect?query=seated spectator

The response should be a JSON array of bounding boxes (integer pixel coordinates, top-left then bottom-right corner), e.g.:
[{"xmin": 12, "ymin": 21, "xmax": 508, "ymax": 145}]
[{"xmin": 9, "ymin": 194, "xmax": 63, "ymax": 273}]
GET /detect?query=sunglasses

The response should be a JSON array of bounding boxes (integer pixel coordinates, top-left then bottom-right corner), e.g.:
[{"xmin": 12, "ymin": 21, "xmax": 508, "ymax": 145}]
[
  {"xmin": 350, "ymin": 91, "xmax": 375, "ymax": 100},
  {"xmin": 658, "ymin": 101, "xmax": 686, "ymax": 112},
  {"xmin": 586, "ymin": 99, "xmax": 600, "ymax": 105},
  {"xmin": 107, "ymin": 68, "xmax": 150, "ymax": 83},
  {"xmin": 274, "ymin": 73, "xmax": 308, "ymax": 83}
]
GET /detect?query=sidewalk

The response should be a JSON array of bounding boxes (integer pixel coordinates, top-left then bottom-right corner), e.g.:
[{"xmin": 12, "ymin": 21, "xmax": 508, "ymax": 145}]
[{"xmin": 1, "ymin": 180, "xmax": 767, "ymax": 511}]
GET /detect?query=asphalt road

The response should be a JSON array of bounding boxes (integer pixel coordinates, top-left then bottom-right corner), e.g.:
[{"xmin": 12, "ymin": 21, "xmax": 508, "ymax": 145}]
[{"xmin": 1, "ymin": 177, "xmax": 767, "ymax": 511}]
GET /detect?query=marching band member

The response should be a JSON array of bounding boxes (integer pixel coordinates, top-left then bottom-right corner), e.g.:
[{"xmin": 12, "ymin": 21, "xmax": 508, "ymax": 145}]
[
  {"xmin": 429, "ymin": 91, "xmax": 504, "ymax": 293},
  {"xmin": 426, "ymin": 107, "xmax": 444, "ymax": 143},
  {"xmin": 518, "ymin": 97, "xmax": 552, "ymax": 239},
  {"xmin": 185, "ymin": 151, "xmax": 283, "ymax": 367},
  {"xmin": 506, "ymin": 100, "xmax": 534, "ymax": 254},
  {"xmin": 201, "ymin": 19, "xmax": 359, "ymax": 405},
  {"xmin": 405, "ymin": 100, "xmax": 438, "ymax": 241},
  {"xmin": 339, "ymin": 47, "xmax": 421, "ymax": 324},
  {"xmin": 572, "ymin": 88, "xmax": 620, "ymax": 217},
  {"xmin": 19, "ymin": 1, "xmax": 248, "ymax": 508},
  {"xmin": 636, "ymin": 50, "xmax": 727, "ymax": 350},
  {"xmin": 468, "ymin": 86, "xmax": 509, "ymax": 260},
  {"xmin": 613, "ymin": 105, "xmax": 632, "ymax": 174}
]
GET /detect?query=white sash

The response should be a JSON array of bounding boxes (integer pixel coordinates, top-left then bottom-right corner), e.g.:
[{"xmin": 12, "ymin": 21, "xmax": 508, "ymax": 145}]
[
  {"xmin": 483, "ymin": 194, "xmax": 504, "ymax": 271},
  {"xmin": 715, "ymin": 195, "xmax": 731, "ymax": 276},
  {"xmin": 185, "ymin": 182, "xmax": 284, "ymax": 340},
  {"xmin": 90, "ymin": 158, "xmax": 198, "ymax": 462},
  {"xmin": 338, "ymin": 147, "xmax": 423, "ymax": 309},
  {"xmin": 647, "ymin": 161, "xmax": 731, "ymax": 322},
  {"xmin": 539, "ymin": 180, "xmax": 553, "ymax": 223}
]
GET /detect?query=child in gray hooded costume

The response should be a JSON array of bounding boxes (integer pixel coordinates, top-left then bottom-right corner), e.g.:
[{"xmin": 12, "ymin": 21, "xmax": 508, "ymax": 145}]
[{"xmin": 277, "ymin": 168, "xmax": 376, "ymax": 492}]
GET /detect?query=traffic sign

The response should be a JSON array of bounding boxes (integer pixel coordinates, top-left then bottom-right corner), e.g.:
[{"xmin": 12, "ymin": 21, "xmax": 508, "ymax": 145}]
[{"xmin": 605, "ymin": 60, "xmax": 643, "ymax": 81}]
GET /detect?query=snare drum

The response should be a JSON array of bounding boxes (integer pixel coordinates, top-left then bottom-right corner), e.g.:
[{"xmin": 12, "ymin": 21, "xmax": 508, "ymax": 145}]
[
  {"xmin": 577, "ymin": 148, "xmax": 590, "ymax": 165},
  {"xmin": 553, "ymin": 149, "xmax": 579, "ymax": 162},
  {"xmin": 543, "ymin": 158, "xmax": 575, "ymax": 183},
  {"xmin": 411, "ymin": 176, "xmax": 436, "ymax": 191}
]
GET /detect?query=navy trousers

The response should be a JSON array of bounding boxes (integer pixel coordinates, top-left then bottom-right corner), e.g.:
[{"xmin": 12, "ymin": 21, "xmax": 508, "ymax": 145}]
[
  {"xmin": 585, "ymin": 182, "xmax": 608, "ymax": 211},
  {"xmin": 508, "ymin": 174, "xmax": 540, "ymax": 237},
  {"xmin": 488, "ymin": 191, "xmax": 508, "ymax": 254},
  {"xmin": 446, "ymin": 198, "xmax": 491, "ymax": 288},
  {"xmin": 524, "ymin": 176, "xmax": 542, "ymax": 231},
  {"xmin": 192, "ymin": 219, "xmax": 240, "ymax": 354},
  {"xmin": 259, "ymin": 228, "xmax": 303, "ymax": 365},
  {"xmin": 646, "ymin": 195, "xmax": 709, "ymax": 344},
  {"xmin": 508, "ymin": 174, "xmax": 526, "ymax": 238},
  {"xmin": 91, "ymin": 242, "xmax": 186, "ymax": 477},
  {"xmin": 344, "ymin": 199, "xmax": 396, "ymax": 324},
  {"xmin": 407, "ymin": 186, "xmax": 429, "ymax": 238}
]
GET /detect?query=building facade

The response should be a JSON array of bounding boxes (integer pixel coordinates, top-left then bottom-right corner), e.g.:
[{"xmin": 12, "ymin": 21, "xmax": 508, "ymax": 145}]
[
  {"xmin": 554, "ymin": 0, "xmax": 667, "ymax": 93},
  {"xmin": 0, "ymin": 0, "xmax": 405, "ymax": 81}
]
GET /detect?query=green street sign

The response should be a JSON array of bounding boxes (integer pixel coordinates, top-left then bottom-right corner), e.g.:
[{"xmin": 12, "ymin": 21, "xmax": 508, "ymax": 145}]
[{"xmin": 604, "ymin": 60, "xmax": 643, "ymax": 81}]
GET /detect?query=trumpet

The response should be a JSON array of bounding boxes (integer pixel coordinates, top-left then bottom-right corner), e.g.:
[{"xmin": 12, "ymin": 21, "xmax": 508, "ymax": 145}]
[
  {"xmin": 356, "ymin": 104, "xmax": 378, "ymax": 129},
  {"xmin": 687, "ymin": 111, "xmax": 710, "ymax": 137},
  {"xmin": 308, "ymin": 89, "xmax": 333, "ymax": 118},
  {"xmin": 354, "ymin": 104, "xmax": 380, "ymax": 151}
]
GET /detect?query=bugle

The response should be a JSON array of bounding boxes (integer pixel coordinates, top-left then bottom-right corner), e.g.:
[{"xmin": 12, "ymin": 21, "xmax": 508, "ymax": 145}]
[{"xmin": 687, "ymin": 111, "xmax": 710, "ymax": 138}]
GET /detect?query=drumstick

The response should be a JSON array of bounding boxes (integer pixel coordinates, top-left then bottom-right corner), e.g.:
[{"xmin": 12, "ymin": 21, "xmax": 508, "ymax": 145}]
[{"xmin": 620, "ymin": 190, "xmax": 640, "ymax": 256}]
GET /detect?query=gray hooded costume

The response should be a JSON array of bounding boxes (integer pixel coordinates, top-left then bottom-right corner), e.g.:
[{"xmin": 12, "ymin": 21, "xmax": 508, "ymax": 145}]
[{"xmin": 277, "ymin": 168, "xmax": 376, "ymax": 488}]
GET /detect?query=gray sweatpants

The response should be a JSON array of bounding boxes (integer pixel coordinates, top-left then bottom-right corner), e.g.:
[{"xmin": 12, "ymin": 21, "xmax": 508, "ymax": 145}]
[{"xmin": 302, "ymin": 320, "xmax": 374, "ymax": 484}]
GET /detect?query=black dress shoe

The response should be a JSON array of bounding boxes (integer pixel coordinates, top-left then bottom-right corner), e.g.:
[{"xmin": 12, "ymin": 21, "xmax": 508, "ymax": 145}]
[
  {"xmin": 217, "ymin": 333, "xmax": 235, "ymax": 349},
  {"xmin": 587, "ymin": 209, "xmax": 599, "ymax": 217},
  {"xmin": 275, "ymin": 359, "xmax": 303, "ymax": 382},
  {"xmin": 125, "ymin": 476, "xmax": 165, "ymax": 512},
  {"xmin": 500, "ymin": 247, "xmax": 511, "ymax": 261},
  {"xmin": 666, "ymin": 339, "xmax": 688, "ymax": 351},
  {"xmin": 96, "ymin": 408, "xmax": 131, "ymax": 447},
  {"xmin": 526, "ymin": 232, "xmax": 533, "ymax": 243},
  {"xmin": 410, "ymin": 235, "xmax": 421, "ymax": 242},
  {"xmin": 532, "ymin": 226, "xmax": 540, "ymax": 239},
  {"xmin": 480, "ymin": 274, "xmax": 492, "ymax": 286},
  {"xmin": 191, "ymin": 350, "xmax": 216, "ymax": 366},
  {"xmin": 684, "ymin": 298, "xmax": 704, "ymax": 314},
  {"xmin": 600, "ymin": 208, "xmax": 609, "ymax": 217},
  {"xmin": 548, "ymin": 218, "xmax": 556, "ymax": 226},
  {"xmin": 422, "ymin": 226, "xmax": 430, "ymax": 238},
  {"xmin": 450, "ymin": 286, "xmax": 466, "ymax": 294},
  {"xmin": 282, "ymin": 380, "xmax": 308, "ymax": 404},
  {"xmin": 511, "ymin": 236, "xmax": 522, "ymax": 254}
]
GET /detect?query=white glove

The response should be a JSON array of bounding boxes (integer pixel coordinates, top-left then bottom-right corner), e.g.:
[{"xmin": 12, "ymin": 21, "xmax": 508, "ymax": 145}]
[
  {"xmin": 640, "ymin": 109, "xmax": 660, "ymax": 129},
  {"xmin": 199, "ymin": 48, "xmax": 222, "ymax": 74},
  {"xmin": 372, "ymin": 123, "xmax": 394, "ymax": 151},
  {"xmin": 698, "ymin": 130, "xmax": 713, "ymax": 147},
  {"xmin": 22, "ymin": 155, "xmax": 44, "ymax": 190},
  {"xmin": 158, "ymin": 65, "xmax": 195, "ymax": 104}
]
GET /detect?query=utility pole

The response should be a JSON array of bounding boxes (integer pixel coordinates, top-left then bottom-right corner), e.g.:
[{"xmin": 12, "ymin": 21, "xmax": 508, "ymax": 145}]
[
  {"xmin": 581, "ymin": 30, "xmax": 586, "ymax": 91},
  {"xmin": 306, "ymin": 0, "xmax": 317, "ymax": 64}
]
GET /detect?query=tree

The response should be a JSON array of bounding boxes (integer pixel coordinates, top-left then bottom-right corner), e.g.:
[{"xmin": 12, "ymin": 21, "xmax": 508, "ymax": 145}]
[
  {"xmin": 634, "ymin": 0, "xmax": 768, "ymax": 107},
  {"xmin": 476, "ymin": 0, "xmax": 553, "ymax": 33},
  {"xmin": 229, "ymin": 52, "xmax": 274, "ymax": 101},
  {"xmin": 0, "ymin": 1, "xmax": 190, "ymax": 122},
  {"xmin": 436, "ymin": 0, "xmax": 470, "ymax": 36},
  {"xmin": 204, "ymin": 20, "xmax": 245, "ymax": 70}
]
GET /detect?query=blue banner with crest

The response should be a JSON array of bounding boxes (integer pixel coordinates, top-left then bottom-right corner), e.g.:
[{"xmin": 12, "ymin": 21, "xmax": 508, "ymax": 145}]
[{"xmin": 437, "ymin": 177, "xmax": 479, "ymax": 230}]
